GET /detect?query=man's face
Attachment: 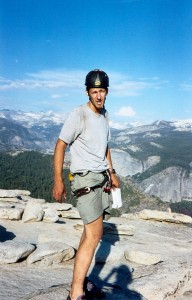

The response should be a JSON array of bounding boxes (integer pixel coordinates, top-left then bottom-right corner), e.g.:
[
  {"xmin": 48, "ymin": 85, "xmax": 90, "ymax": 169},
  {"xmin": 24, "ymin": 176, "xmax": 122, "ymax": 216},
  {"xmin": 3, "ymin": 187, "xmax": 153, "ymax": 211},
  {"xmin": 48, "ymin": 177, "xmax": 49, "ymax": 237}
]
[{"xmin": 87, "ymin": 88, "xmax": 108, "ymax": 113}]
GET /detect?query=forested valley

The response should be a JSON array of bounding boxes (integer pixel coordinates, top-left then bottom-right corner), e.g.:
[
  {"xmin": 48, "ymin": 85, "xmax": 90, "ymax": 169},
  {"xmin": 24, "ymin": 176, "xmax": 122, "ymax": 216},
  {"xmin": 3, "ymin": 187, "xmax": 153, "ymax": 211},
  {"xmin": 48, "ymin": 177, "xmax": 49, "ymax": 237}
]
[
  {"xmin": 1, "ymin": 151, "xmax": 192, "ymax": 217},
  {"xmin": 0, "ymin": 151, "xmax": 72, "ymax": 203}
]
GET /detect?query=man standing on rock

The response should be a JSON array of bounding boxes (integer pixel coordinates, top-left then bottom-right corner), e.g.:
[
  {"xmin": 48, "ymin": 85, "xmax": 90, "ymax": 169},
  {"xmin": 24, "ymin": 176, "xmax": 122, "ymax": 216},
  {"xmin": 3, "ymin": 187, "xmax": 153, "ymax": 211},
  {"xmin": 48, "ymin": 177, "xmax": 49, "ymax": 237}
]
[{"xmin": 52, "ymin": 69, "xmax": 120, "ymax": 300}]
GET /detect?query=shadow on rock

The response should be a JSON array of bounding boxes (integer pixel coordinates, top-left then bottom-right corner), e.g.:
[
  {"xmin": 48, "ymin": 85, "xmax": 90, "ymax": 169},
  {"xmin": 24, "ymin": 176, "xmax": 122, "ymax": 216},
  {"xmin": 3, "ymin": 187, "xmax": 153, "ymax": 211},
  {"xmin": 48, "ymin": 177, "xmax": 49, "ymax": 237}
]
[
  {"xmin": 88, "ymin": 223, "xmax": 143, "ymax": 299},
  {"xmin": 89, "ymin": 222, "xmax": 120, "ymax": 281},
  {"xmin": 0, "ymin": 225, "xmax": 16, "ymax": 242},
  {"xmin": 103, "ymin": 264, "xmax": 143, "ymax": 300}
]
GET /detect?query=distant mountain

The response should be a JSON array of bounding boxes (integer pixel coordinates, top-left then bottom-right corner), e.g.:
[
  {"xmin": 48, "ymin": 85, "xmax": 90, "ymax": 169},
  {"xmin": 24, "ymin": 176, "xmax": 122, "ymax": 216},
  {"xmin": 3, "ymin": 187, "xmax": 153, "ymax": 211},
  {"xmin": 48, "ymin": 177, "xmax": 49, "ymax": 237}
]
[
  {"xmin": 0, "ymin": 109, "xmax": 66, "ymax": 128},
  {"xmin": 109, "ymin": 119, "xmax": 192, "ymax": 202},
  {"xmin": 0, "ymin": 110, "xmax": 66, "ymax": 153},
  {"xmin": 1, "ymin": 109, "xmax": 192, "ymax": 203}
]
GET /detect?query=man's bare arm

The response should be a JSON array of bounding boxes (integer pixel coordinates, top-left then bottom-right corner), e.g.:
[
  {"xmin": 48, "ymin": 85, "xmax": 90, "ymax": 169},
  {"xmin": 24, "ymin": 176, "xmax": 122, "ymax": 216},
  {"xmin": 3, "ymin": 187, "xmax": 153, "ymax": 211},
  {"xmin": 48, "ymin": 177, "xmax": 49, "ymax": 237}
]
[
  {"xmin": 52, "ymin": 139, "xmax": 68, "ymax": 203},
  {"xmin": 106, "ymin": 146, "xmax": 120, "ymax": 189}
]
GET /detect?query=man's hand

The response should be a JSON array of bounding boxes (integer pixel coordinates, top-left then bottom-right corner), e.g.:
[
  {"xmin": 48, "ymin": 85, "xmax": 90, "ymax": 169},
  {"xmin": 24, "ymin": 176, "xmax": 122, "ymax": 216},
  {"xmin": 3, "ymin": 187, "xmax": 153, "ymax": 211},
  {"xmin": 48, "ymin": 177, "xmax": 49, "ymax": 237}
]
[
  {"xmin": 106, "ymin": 147, "xmax": 120, "ymax": 189},
  {"xmin": 111, "ymin": 173, "xmax": 120, "ymax": 189},
  {"xmin": 52, "ymin": 181, "xmax": 67, "ymax": 203}
]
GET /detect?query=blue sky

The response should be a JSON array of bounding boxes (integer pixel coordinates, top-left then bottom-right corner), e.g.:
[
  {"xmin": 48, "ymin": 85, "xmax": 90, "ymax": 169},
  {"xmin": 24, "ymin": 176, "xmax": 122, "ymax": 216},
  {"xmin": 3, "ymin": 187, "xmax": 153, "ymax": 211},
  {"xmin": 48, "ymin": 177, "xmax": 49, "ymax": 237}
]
[{"xmin": 0, "ymin": 0, "xmax": 192, "ymax": 127}]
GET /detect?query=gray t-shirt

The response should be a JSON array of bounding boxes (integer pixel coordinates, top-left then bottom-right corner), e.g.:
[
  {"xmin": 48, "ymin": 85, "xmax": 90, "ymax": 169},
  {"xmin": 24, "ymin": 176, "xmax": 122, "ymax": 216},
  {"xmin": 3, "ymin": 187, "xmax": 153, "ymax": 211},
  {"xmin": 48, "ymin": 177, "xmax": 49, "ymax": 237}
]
[{"xmin": 59, "ymin": 104, "xmax": 110, "ymax": 173}]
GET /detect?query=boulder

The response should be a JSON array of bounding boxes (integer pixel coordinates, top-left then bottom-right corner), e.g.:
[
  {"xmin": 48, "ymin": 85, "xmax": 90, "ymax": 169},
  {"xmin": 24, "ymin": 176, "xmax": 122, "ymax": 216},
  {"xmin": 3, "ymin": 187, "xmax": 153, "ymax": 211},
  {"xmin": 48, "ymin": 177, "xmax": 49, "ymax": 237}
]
[
  {"xmin": 59, "ymin": 207, "xmax": 80, "ymax": 219},
  {"xmin": 0, "ymin": 189, "xmax": 31, "ymax": 198},
  {"xmin": 124, "ymin": 249, "xmax": 162, "ymax": 265},
  {"xmin": 42, "ymin": 202, "xmax": 73, "ymax": 211},
  {"xmin": 27, "ymin": 242, "xmax": 75, "ymax": 266},
  {"xmin": 22, "ymin": 200, "xmax": 45, "ymax": 223},
  {"xmin": 0, "ymin": 197, "xmax": 20, "ymax": 203},
  {"xmin": 0, "ymin": 207, "xmax": 24, "ymax": 220},
  {"xmin": 122, "ymin": 209, "xmax": 192, "ymax": 224},
  {"xmin": 43, "ymin": 208, "xmax": 59, "ymax": 223},
  {"xmin": 0, "ymin": 241, "xmax": 35, "ymax": 264}
]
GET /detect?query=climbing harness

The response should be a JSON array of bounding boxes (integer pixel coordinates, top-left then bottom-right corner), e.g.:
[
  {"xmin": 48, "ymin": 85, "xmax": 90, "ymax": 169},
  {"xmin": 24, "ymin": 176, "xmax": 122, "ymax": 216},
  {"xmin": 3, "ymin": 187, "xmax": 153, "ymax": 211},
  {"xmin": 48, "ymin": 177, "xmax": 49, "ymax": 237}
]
[{"xmin": 69, "ymin": 171, "xmax": 111, "ymax": 198}]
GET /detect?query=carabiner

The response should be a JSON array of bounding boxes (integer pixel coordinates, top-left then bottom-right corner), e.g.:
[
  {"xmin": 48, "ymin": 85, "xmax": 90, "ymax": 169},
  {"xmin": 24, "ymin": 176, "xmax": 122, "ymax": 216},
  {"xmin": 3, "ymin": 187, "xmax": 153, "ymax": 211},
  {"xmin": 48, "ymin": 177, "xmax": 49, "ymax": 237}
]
[{"xmin": 84, "ymin": 187, "xmax": 91, "ymax": 194}]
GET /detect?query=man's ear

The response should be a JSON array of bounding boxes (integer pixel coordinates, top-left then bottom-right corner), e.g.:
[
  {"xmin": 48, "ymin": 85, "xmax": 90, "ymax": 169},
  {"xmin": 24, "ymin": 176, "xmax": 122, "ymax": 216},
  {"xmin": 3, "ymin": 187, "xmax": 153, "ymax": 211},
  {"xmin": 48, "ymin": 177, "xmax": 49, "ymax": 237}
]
[{"xmin": 86, "ymin": 90, "xmax": 89, "ymax": 96}]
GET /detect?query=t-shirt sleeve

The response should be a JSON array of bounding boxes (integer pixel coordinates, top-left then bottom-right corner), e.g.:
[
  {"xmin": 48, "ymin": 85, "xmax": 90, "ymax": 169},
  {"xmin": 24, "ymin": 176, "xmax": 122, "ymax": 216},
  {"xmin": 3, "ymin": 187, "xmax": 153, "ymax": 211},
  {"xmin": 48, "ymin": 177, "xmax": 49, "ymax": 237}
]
[
  {"xmin": 105, "ymin": 110, "xmax": 110, "ymax": 141},
  {"xmin": 108, "ymin": 127, "xmax": 111, "ymax": 141},
  {"xmin": 59, "ymin": 109, "xmax": 82, "ymax": 144}
]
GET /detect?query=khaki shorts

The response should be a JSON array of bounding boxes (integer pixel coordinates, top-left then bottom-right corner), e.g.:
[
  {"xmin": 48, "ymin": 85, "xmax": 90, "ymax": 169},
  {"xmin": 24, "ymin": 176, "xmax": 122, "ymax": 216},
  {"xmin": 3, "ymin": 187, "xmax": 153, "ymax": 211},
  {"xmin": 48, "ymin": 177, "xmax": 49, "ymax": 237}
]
[{"xmin": 71, "ymin": 172, "xmax": 112, "ymax": 224}]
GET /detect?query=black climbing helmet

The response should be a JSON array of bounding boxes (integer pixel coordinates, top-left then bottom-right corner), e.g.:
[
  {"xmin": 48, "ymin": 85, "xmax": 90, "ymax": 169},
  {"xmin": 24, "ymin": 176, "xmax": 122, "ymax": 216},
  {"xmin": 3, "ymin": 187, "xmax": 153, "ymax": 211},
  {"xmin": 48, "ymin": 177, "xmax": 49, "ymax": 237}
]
[{"xmin": 85, "ymin": 69, "xmax": 109, "ymax": 89}]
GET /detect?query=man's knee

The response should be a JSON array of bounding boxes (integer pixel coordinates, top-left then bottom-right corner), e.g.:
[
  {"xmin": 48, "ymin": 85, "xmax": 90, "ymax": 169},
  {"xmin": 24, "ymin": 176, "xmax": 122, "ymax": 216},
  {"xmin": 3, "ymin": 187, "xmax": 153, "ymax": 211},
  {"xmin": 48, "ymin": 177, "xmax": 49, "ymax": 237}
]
[
  {"xmin": 85, "ymin": 228, "xmax": 102, "ymax": 246},
  {"xmin": 84, "ymin": 217, "xmax": 103, "ymax": 246},
  {"xmin": 92, "ymin": 231, "xmax": 103, "ymax": 245}
]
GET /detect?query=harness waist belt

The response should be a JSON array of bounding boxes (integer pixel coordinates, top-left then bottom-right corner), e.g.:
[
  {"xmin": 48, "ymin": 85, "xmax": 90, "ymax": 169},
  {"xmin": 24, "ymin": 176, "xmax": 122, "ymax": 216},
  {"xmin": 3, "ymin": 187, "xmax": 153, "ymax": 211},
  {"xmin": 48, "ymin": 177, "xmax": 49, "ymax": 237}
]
[
  {"xmin": 72, "ymin": 172, "xmax": 109, "ymax": 198},
  {"xmin": 74, "ymin": 170, "xmax": 108, "ymax": 176}
]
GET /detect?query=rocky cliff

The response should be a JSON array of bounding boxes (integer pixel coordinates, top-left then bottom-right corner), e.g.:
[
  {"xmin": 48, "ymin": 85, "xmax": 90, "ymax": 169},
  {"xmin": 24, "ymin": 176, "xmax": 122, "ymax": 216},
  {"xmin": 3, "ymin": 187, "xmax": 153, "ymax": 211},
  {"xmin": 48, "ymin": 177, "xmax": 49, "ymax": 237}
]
[
  {"xmin": 139, "ymin": 166, "xmax": 192, "ymax": 202},
  {"xmin": 111, "ymin": 149, "xmax": 160, "ymax": 177},
  {"xmin": 110, "ymin": 121, "xmax": 192, "ymax": 203}
]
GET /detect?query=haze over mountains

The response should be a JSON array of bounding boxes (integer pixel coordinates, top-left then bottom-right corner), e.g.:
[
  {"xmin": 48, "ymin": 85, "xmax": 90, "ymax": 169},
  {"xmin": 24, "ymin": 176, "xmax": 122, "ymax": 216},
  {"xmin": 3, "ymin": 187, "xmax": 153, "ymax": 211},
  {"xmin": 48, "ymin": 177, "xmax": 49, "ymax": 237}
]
[{"xmin": 1, "ymin": 109, "xmax": 192, "ymax": 203}]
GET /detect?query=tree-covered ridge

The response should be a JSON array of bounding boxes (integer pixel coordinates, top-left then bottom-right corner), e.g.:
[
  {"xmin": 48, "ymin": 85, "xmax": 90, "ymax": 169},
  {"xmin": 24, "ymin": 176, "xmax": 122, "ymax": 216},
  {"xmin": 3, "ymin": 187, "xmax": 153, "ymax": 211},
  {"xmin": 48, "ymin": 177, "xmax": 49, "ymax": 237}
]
[{"xmin": 0, "ymin": 151, "xmax": 71, "ymax": 202}]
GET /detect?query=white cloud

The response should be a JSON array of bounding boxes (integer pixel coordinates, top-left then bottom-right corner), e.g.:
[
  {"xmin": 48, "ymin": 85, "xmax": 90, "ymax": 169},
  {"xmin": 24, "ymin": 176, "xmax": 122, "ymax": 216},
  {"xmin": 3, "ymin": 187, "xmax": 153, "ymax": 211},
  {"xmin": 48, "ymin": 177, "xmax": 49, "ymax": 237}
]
[
  {"xmin": 109, "ymin": 120, "xmax": 130, "ymax": 130},
  {"xmin": 51, "ymin": 94, "xmax": 62, "ymax": 99},
  {"xmin": 0, "ymin": 69, "xmax": 163, "ymax": 99},
  {"xmin": 110, "ymin": 80, "xmax": 150, "ymax": 97},
  {"xmin": 115, "ymin": 106, "xmax": 136, "ymax": 117},
  {"xmin": 180, "ymin": 83, "xmax": 192, "ymax": 91},
  {"xmin": 0, "ymin": 70, "xmax": 85, "ymax": 91},
  {"xmin": 108, "ymin": 71, "xmax": 162, "ymax": 97},
  {"xmin": 28, "ymin": 69, "xmax": 85, "ymax": 88}
]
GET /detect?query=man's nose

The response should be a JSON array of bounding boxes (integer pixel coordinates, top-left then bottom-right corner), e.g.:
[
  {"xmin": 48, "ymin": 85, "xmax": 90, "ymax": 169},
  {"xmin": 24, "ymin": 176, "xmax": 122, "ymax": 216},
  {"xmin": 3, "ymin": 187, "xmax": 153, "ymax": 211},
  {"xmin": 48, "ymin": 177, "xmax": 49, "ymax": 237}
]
[{"xmin": 97, "ymin": 92, "xmax": 101, "ymax": 99}]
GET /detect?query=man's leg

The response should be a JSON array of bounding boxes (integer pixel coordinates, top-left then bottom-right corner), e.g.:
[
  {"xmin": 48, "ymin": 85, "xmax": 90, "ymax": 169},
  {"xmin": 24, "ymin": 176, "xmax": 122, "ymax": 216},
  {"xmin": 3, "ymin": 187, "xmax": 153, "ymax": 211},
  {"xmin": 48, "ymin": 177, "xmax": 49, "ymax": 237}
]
[{"xmin": 70, "ymin": 215, "xmax": 103, "ymax": 300}]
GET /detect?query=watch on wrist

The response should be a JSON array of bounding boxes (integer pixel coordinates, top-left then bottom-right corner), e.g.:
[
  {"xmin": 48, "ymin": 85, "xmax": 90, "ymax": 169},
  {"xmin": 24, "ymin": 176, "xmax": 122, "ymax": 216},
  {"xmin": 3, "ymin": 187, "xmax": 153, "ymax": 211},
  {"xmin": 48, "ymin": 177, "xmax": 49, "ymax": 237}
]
[{"xmin": 111, "ymin": 168, "xmax": 116, "ymax": 174}]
